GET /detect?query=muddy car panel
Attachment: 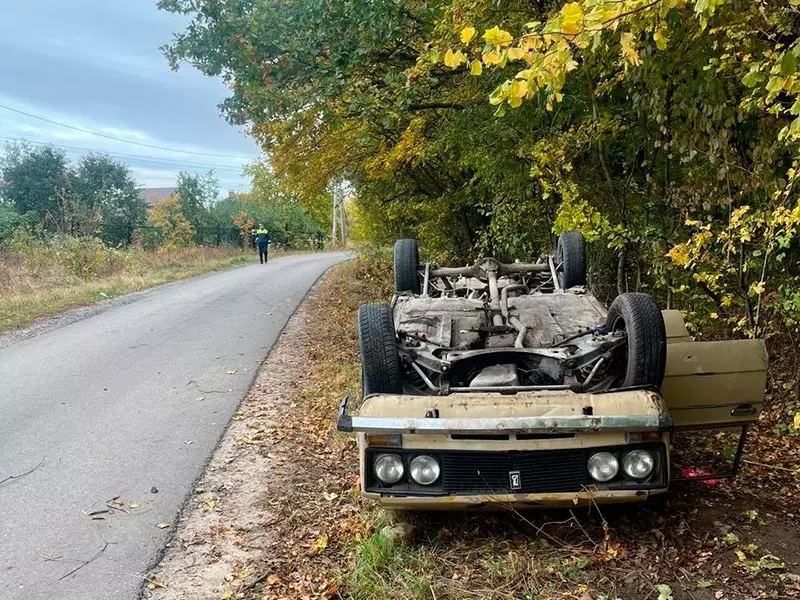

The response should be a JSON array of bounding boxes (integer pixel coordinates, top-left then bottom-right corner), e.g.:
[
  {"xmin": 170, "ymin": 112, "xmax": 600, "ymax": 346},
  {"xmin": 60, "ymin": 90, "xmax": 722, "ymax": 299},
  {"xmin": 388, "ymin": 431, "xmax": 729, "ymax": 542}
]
[{"xmin": 663, "ymin": 338, "xmax": 768, "ymax": 429}]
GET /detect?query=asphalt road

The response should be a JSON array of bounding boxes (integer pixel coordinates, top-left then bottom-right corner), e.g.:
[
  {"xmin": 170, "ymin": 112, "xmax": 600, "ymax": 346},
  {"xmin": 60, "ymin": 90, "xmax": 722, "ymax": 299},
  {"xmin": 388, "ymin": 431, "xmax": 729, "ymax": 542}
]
[{"xmin": 0, "ymin": 252, "xmax": 350, "ymax": 600}]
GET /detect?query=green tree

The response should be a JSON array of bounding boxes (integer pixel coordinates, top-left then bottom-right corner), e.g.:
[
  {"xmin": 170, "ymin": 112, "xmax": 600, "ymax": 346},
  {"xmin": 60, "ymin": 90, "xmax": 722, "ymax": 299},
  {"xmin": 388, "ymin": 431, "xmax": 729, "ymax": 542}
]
[
  {"xmin": 211, "ymin": 163, "xmax": 324, "ymax": 246},
  {"xmin": 176, "ymin": 171, "xmax": 218, "ymax": 228},
  {"xmin": 0, "ymin": 142, "xmax": 71, "ymax": 222},
  {"xmin": 72, "ymin": 154, "xmax": 147, "ymax": 245}
]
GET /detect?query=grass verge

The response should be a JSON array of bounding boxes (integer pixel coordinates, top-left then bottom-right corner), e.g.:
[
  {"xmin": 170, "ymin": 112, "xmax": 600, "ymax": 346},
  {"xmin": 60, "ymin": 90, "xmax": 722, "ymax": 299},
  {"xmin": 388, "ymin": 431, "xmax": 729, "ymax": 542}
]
[
  {"xmin": 243, "ymin": 255, "xmax": 800, "ymax": 600},
  {"xmin": 0, "ymin": 244, "xmax": 295, "ymax": 332}
]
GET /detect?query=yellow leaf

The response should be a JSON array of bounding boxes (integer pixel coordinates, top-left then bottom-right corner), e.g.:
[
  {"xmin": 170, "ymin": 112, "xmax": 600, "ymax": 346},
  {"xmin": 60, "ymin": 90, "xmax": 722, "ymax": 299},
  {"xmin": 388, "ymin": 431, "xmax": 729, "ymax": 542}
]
[
  {"xmin": 654, "ymin": 28, "xmax": 668, "ymax": 51},
  {"xmin": 483, "ymin": 51, "xmax": 503, "ymax": 65},
  {"xmin": 156, "ymin": 522, "xmax": 170, "ymax": 529},
  {"xmin": 620, "ymin": 32, "xmax": 641, "ymax": 66},
  {"xmin": 312, "ymin": 534, "xmax": 329, "ymax": 552},
  {"xmin": 792, "ymin": 412, "xmax": 800, "ymax": 430},
  {"xmin": 443, "ymin": 48, "xmax": 465, "ymax": 68},
  {"xmin": 560, "ymin": 2, "xmax": 584, "ymax": 36},
  {"xmin": 507, "ymin": 47, "xmax": 526, "ymax": 60},
  {"xmin": 460, "ymin": 26, "xmax": 476, "ymax": 44},
  {"xmin": 749, "ymin": 281, "xmax": 766, "ymax": 296},
  {"xmin": 483, "ymin": 25, "xmax": 513, "ymax": 46},
  {"xmin": 470, "ymin": 59, "xmax": 483, "ymax": 76}
]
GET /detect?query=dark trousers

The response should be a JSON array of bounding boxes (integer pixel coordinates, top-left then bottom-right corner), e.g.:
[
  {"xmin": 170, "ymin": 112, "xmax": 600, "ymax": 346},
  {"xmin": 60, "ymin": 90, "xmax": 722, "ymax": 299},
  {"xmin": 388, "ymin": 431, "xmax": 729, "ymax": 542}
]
[{"xmin": 258, "ymin": 243, "xmax": 268, "ymax": 263}]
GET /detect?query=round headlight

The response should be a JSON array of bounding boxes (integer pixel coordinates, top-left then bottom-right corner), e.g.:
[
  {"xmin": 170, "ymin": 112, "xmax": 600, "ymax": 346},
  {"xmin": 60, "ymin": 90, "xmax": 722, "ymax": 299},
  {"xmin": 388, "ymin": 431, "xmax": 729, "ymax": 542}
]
[
  {"xmin": 374, "ymin": 454, "xmax": 404, "ymax": 484},
  {"xmin": 588, "ymin": 452, "xmax": 619, "ymax": 482},
  {"xmin": 410, "ymin": 455, "xmax": 440, "ymax": 485},
  {"xmin": 622, "ymin": 450, "xmax": 655, "ymax": 479}
]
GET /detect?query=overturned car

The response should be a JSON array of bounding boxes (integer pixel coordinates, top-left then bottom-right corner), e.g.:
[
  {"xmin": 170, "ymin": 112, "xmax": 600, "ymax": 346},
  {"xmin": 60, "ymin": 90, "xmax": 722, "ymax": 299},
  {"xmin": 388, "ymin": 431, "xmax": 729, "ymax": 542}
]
[{"xmin": 338, "ymin": 233, "xmax": 768, "ymax": 509}]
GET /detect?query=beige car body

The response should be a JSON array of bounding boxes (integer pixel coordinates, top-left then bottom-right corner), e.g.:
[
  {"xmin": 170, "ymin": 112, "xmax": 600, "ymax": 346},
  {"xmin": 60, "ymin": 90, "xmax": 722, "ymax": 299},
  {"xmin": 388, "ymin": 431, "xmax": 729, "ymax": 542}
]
[{"xmin": 349, "ymin": 311, "xmax": 767, "ymax": 509}]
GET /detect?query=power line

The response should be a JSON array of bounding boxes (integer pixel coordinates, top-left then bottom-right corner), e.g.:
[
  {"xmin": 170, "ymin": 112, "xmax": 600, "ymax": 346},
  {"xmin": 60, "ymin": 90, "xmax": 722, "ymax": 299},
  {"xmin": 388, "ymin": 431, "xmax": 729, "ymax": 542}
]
[
  {"xmin": 0, "ymin": 103, "xmax": 256, "ymax": 160},
  {"xmin": 0, "ymin": 136, "xmax": 247, "ymax": 173}
]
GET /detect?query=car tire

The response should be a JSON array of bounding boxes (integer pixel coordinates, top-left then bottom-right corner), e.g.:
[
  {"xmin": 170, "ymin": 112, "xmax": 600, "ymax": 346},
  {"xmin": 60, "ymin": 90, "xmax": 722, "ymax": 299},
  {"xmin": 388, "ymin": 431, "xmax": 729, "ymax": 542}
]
[
  {"xmin": 394, "ymin": 239, "xmax": 420, "ymax": 294},
  {"xmin": 358, "ymin": 302, "xmax": 404, "ymax": 397},
  {"xmin": 556, "ymin": 231, "xmax": 587, "ymax": 289},
  {"xmin": 606, "ymin": 293, "xmax": 667, "ymax": 388}
]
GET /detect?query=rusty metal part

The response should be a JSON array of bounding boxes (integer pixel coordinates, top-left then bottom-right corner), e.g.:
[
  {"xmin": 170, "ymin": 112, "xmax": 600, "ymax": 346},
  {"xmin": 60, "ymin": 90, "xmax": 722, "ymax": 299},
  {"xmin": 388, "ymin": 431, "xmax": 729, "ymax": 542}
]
[
  {"xmin": 337, "ymin": 395, "xmax": 672, "ymax": 434},
  {"xmin": 548, "ymin": 255, "xmax": 562, "ymax": 291}
]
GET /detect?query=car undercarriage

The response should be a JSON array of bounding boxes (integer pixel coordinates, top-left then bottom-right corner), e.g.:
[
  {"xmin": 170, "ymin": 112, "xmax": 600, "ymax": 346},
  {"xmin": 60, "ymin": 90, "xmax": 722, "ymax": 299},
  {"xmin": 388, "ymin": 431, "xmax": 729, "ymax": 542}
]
[{"xmin": 360, "ymin": 232, "xmax": 666, "ymax": 397}]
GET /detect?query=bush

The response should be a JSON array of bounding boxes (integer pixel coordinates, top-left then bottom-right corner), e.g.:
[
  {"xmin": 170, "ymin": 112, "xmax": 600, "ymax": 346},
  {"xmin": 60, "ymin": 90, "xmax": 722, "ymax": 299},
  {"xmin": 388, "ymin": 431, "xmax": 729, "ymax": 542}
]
[
  {"xmin": 0, "ymin": 206, "xmax": 38, "ymax": 243},
  {"xmin": 52, "ymin": 235, "xmax": 127, "ymax": 278}
]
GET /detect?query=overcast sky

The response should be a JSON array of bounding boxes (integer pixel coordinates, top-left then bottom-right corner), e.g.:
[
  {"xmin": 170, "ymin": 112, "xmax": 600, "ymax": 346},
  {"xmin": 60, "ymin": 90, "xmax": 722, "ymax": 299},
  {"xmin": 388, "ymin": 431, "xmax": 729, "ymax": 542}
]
[{"xmin": 0, "ymin": 0, "xmax": 258, "ymax": 194}]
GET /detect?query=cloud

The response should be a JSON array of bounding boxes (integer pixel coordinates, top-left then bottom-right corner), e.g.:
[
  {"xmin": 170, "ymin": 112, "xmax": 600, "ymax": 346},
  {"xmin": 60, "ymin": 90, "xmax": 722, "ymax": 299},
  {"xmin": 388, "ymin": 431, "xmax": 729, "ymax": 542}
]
[{"xmin": 0, "ymin": 0, "xmax": 259, "ymax": 190}]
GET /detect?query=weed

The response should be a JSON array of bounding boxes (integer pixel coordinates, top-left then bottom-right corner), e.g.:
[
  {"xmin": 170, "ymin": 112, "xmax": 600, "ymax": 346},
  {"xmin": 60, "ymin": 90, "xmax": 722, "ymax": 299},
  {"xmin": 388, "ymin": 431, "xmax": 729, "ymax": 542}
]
[
  {"xmin": 346, "ymin": 534, "xmax": 433, "ymax": 600},
  {"xmin": 0, "ymin": 235, "xmax": 262, "ymax": 331}
]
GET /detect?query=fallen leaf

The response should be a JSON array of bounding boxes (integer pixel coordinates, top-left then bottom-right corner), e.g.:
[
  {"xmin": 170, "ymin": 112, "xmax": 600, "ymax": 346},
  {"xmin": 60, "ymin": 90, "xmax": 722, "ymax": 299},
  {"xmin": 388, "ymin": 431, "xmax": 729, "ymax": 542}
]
[
  {"xmin": 156, "ymin": 522, "xmax": 170, "ymax": 529},
  {"xmin": 146, "ymin": 579, "xmax": 167, "ymax": 590},
  {"xmin": 266, "ymin": 574, "xmax": 281, "ymax": 585},
  {"xmin": 226, "ymin": 370, "xmax": 237, "ymax": 375},
  {"xmin": 656, "ymin": 584, "xmax": 673, "ymax": 600},
  {"xmin": 312, "ymin": 534, "xmax": 328, "ymax": 552}
]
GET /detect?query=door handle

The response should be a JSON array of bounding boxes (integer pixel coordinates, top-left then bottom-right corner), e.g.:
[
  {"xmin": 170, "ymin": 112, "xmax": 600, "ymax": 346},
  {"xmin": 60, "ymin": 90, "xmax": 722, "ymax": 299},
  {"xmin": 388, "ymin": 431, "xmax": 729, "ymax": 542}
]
[{"xmin": 730, "ymin": 404, "xmax": 757, "ymax": 417}]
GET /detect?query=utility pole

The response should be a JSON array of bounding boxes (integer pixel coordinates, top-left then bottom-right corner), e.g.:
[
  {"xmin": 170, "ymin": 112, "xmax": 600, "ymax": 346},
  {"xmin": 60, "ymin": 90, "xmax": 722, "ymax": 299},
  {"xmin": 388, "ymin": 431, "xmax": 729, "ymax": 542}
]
[
  {"xmin": 331, "ymin": 185, "xmax": 338, "ymax": 248},
  {"xmin": 339, "ymin": 191, "xmax": 347, "ymax": 247}
]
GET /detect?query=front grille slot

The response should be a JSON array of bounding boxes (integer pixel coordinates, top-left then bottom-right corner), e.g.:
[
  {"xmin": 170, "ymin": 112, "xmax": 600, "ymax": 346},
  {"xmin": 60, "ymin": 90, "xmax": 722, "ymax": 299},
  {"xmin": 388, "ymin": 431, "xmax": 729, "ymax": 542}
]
[{"xmin": 441, "ymin": 450, "xmax": 586, "ymax": 494}]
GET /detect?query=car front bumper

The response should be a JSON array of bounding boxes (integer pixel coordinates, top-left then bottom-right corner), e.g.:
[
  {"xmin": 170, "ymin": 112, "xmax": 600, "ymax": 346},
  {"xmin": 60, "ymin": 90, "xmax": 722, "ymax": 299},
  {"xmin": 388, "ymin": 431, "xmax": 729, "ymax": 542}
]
[
  {"xmin": 340, "ymin": 389, "xmax": 672, "ymax": 509},
  {"xmin": 366, "ymin": 488, "xmax": 667, "ymax": 510}
]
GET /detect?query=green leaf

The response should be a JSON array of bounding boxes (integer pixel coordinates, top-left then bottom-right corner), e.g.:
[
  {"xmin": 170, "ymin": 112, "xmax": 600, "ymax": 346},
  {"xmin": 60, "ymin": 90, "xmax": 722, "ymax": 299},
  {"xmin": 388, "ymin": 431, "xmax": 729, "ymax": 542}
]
[
  {"xmin": 656, "ymin": 584, "xmax": 673, "ymax": 600},
  {"xmin": 725, "ymin": 532, "xmax": 740, "ymax": 544},
  {"xmin": 781, "ymin": 51, "xmax": 798, "ymax": 76},
  {"xmin": 742, "ymin": 70, "xmax": 761, "ymax": 88},
  {"xmin": 766, "ymin": 76, "xmax": 786, "ymax": 93},
  {"xmin": 697, "ymin": 580, "xmax": 714, "ymax": 589}
]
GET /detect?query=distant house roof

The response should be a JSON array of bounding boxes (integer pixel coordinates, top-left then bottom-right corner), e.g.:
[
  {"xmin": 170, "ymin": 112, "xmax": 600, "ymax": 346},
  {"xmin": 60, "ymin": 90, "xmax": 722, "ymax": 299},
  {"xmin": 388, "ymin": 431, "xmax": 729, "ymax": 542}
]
[{"xmin": 138, "ymin": 187, "xmax": 178, "ymax": 207}]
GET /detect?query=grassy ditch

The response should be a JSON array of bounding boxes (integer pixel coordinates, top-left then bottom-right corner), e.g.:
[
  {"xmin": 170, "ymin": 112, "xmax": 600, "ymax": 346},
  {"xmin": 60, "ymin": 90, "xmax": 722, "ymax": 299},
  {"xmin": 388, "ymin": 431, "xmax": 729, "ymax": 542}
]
[
  {"xmin": 253, "ymin": 253, "xmax": 800, "ymax": 600},
  {"xmin": 0, "ymin": 234, "xmax": 283, "ymax": 331}
]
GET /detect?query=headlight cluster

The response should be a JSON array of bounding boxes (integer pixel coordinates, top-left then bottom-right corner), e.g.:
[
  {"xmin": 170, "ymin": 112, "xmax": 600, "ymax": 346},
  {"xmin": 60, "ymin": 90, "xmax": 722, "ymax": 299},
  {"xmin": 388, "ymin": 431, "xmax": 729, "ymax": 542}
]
[
  {"xmin": 588, "ymin": 449, "xmax": 656, "ymax": 482},
  {"xmin": 374, "ymin": 454, "xmax": 440, "ymax": 486}
]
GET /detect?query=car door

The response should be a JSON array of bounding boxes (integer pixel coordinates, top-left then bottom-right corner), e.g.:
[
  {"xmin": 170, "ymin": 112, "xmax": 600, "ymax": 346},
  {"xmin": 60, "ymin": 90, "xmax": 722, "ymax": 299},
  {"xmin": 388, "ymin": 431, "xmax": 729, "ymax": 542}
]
[
  {"xmin": 659, "ymin": 311, "xmax": 767, "ymax": 479},
  {"xmin": 660, "ymin": 311, "xmax": 768, "ymax": 429}
]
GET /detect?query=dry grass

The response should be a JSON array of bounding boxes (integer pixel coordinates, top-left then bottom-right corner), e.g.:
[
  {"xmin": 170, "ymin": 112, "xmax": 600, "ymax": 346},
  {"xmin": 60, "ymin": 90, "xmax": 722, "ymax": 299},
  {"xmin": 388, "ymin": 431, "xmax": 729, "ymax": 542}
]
[{"xmin": 0, "ymin": 240, "xmax": 265, "ymax": 331}]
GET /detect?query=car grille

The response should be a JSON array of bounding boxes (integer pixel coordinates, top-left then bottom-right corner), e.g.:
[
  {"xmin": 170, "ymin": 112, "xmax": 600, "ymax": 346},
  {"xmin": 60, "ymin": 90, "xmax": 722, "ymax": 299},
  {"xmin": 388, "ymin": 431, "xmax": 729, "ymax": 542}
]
[
  {"xmin": 364, "ymin": 444, "xmax": 667, "ymax": 496},
  {"xmin": 441, "ymin": 450, "xmax": 587, "ymax": 494}
]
